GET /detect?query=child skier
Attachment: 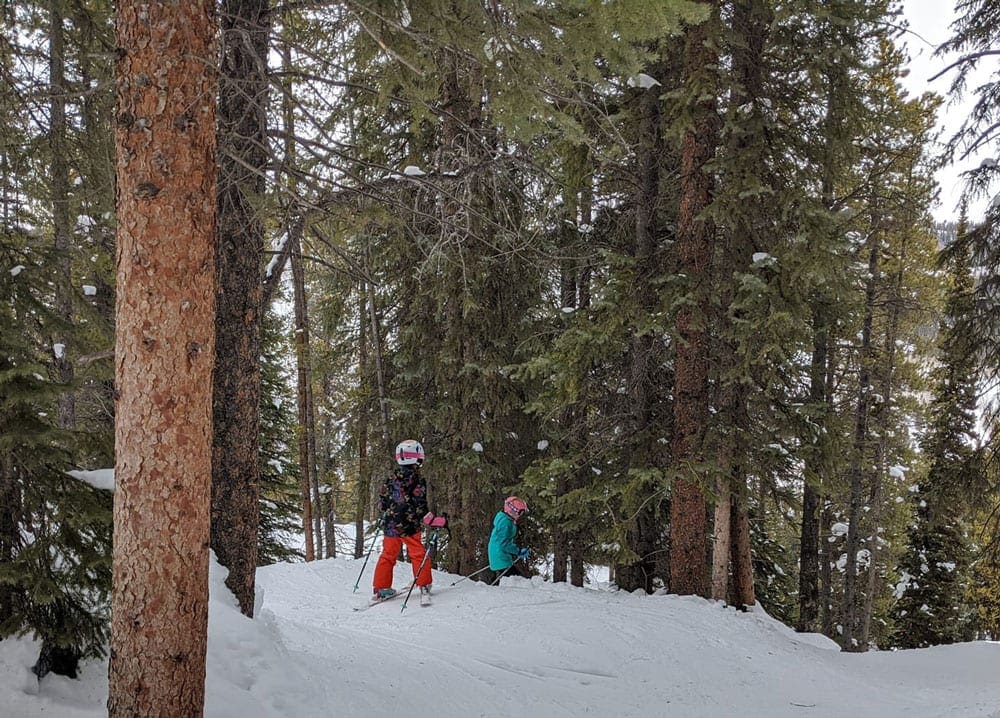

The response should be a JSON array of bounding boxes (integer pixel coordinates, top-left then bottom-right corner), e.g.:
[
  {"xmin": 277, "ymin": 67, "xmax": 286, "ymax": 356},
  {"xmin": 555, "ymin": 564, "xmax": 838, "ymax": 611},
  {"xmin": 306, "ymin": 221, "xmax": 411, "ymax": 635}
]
[
  {"xmin": 488, "ymin": 496, "xmax": 531, "ymax": 581},
  {"xmin": 372, "ymin": 440, "xmax": 433, "ymax": 604}
]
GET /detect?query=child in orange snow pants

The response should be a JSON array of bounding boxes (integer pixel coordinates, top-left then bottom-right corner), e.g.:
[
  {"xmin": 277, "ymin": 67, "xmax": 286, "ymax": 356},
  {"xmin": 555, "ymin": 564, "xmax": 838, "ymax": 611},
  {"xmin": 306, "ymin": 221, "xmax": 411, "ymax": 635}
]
[{"xmin": 373, "ymin": 533, "xmax": 432, "ymax": 591}]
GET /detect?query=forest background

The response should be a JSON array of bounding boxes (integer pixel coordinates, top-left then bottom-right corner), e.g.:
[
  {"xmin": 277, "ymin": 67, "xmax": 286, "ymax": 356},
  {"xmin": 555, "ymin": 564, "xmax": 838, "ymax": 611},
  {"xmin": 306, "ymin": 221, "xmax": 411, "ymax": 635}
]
[{"xmin": 3, "ymin": 0, "xmax": 1000, "ymax": 707}]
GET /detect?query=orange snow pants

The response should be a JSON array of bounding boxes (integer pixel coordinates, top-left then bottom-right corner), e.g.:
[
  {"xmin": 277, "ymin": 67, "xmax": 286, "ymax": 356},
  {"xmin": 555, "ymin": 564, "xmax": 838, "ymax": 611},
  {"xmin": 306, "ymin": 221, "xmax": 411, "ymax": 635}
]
[{"xmin": 373, "ymin": 533, "xmax": 432, "ymax": 591}]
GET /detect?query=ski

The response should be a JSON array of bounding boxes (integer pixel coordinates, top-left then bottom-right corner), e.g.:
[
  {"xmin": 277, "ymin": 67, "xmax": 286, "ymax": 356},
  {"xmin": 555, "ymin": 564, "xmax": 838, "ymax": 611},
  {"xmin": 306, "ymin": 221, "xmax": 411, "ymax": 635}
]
[{"xmin": 353, "ymin": 590, "xmax": 403, "ymax": 612}]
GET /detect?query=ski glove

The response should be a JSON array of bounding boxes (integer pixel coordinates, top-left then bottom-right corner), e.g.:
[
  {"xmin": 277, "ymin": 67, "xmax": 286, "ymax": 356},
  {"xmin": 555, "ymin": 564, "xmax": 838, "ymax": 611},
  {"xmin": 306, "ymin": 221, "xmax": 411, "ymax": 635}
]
[
  {"xmin": 422, "ymin": 511, "xmax": 448, "ymax": 528},
  {"xmin": 518, "ymin": 547, "xmax": 530, "ymax": 559}
]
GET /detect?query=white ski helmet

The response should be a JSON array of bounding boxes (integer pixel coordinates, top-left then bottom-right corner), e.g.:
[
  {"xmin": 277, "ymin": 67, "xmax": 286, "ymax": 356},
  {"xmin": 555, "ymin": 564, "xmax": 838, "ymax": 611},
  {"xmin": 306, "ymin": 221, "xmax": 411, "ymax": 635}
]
[{"xmin": 395, "ymin": 439, "xmax": 425, "ymax": 466}]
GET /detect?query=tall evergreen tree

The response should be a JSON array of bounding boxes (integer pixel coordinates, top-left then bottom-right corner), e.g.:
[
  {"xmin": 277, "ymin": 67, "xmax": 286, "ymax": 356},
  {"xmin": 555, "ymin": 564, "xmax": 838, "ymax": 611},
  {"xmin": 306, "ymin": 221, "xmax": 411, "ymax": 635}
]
[{"xmin": 891, "ymin": 212, "xmax": 982, "ymax": 647}]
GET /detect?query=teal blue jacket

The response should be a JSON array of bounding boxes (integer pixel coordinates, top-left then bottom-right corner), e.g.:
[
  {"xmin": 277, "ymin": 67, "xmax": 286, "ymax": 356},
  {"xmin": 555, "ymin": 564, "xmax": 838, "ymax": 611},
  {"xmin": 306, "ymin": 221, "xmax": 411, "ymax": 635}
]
[{"xmin": 488, "ymin": 511, "xmax": 520, "ymax": 570}]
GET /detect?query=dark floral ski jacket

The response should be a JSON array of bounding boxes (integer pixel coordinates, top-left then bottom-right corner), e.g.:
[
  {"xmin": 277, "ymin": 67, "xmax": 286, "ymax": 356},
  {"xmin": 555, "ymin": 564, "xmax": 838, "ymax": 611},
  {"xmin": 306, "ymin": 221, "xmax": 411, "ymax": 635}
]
[{"xmin": 379, "ymin": 466, "xmax": 428, "ymax": 538}]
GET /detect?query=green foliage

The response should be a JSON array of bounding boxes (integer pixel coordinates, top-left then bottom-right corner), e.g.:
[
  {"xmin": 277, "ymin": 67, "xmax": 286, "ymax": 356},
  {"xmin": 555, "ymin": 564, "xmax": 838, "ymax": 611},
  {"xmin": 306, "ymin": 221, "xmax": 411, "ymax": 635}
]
[
  {"xmin": 890, "ymin": 229, "xmax": 983, "ymax": 647},
  {"xmin": 258, "ymin": 306, "xmax": 304, "ymax": 565},
  {"xmin": 0, "ymin": 243, "xmax": 111, "ymax": 664}
]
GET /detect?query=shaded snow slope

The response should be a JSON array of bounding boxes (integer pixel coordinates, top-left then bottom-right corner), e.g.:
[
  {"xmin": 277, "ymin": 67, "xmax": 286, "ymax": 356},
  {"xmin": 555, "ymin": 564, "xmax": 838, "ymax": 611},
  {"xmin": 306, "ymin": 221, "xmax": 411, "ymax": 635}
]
[{"xmin": 3, "ymin": 555, "xmax": 1000, "ymax": 717}]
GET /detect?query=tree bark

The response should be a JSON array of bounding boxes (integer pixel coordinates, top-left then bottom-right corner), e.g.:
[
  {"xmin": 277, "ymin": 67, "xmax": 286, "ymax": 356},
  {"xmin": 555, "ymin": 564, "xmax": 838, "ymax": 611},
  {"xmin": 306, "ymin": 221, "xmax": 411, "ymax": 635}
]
[
  {"xmin": 108, "ymin": 1, "xmax": 216, "ymax": 713},
  {"xmin": 291, "ymin": 236, "xmax": 315, "ymax": 561},
  {"xmin": 670, "ymin": 1, "xmax": 718, "ymax": 598},
  {"xmin": 212, "ymin": 0, "xmax": 269, "ymax": 618},
  {"xmin": 798, "ymin": 309, "xmax": 828, "ymax": 632},
  {"xmin": 840, "ymin": 234, "xmax": 879, "ymax": 651},
  {"xmin": 729, "ymin": 490, "xmax": 755, "ymax": 608},
  {"xmin": 356, "ymin": 286, "xmax": 369, "ymax": 558},
  {"xmin": 860, "ymin": 228, "xmax": 906, "ymax": 647}
]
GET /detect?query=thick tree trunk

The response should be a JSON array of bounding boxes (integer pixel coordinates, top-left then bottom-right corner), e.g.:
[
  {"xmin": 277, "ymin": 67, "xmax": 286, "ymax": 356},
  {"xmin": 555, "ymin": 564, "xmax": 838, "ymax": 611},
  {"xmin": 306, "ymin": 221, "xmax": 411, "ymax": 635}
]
[
  {"xmin": 212, "ymin": 0, "xmax": 269, "ymax": 618},
  {"xmin": 670, "ymin": 1, "xmax": 718, "ymax": 598},
  {"xmin": 108, "ymin": 1, "xmax": 216, "ymax": 713}
]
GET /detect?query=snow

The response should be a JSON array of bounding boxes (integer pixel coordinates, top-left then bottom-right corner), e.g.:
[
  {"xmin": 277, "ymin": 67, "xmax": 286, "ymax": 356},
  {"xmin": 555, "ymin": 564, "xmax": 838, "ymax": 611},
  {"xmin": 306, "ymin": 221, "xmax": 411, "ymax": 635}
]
[
  {"xmin": 472, "ymin": 442, "xmax": 484, "ymax": 452},
  {"xmin": 2, "ymin": 549, "xmax": 1000, "ymax": 717},
  {"xmin": 627, "ymin": 73, "xmax": 661, "ymax": 89},
  {"xmin": 537, "ymin": 440, "xmax": 549, "ymax": 450},
  {"xmin": 889, "ymin": 465, "xmax": 907, "ymax": 479},
  {"xmin": 82, "ymin": 285, "xmax": 97, "ymax": 296},
  {"xmin": 264, "ymin": 233, "xmax": 288, "ymax": 280},
  {"xmin": 66, "ymin": 469, "xmax": 115, "ymax": 492},
  {"xmin": 10, "ymin": 265, "xmax": 25, "ymax": 276},
  {"xmin": 53, "ymin": 343, "xmax": 66, "ymax": 359},
  {"xmin": 76, "ymin": 215, "xmax": 96, "ymax": 230},
  {"xmin": 831, "ymin": 521, "xmax": 849, "ymax": 537},
  {"xmin": 402, "ymin": 165, "xmax": 426, "ymax": 177}
]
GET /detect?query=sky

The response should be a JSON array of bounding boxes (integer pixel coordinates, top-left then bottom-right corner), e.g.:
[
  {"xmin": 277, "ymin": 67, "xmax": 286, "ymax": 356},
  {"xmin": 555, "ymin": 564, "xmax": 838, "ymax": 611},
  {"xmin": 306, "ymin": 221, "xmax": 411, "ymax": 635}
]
[
  {"xmin": 900, "ymin": 0, "xmax": 992, "ymax": 222},
  {"xmin": 3, "ymin": 538, "xmax": 1000, "ymax": 718}
]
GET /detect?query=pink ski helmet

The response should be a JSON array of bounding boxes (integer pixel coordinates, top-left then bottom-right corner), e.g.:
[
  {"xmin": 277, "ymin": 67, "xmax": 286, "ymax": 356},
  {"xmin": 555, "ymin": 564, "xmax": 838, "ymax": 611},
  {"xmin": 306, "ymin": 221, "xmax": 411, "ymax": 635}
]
[
  {"xmin": 395, "ymin": 439, "xmax": 425, "ymax": 466},
  {"xmin": 504, "ymin": 496, "xmax": 528, "ymax": 521}
]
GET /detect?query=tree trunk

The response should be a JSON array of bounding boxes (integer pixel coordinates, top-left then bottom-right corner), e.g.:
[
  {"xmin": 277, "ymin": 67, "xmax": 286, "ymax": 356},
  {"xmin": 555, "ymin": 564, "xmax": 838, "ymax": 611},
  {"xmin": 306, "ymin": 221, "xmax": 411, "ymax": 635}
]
[
  {"xmin": 670, "ymin": 1, "xmax": 719, "ymax": 598},
  {"xmin": 614, "ymin": 53, "xmax": 666, "ymax": 594},
  {"xmin": 711, "ymin": 476, "xmax": 731, "ymax": 601},
  {"xmin": 212, "ymin": 0, "xmax": 269, "ymax": 617},
  {"xmin": 819, "ymin": 498, "xmax": 835, "ymax": 636},
  {"xmin": 108, "ymin": 1, "xmax": 216, "ymax": 713},
  {"xmin": 291, "ymin": 237, "xmax": 315, "ymax": 562},
  {"xmin": 798, "ymin": 309, "xmax": 828, "ymax": 632},
  {"xmin": 840, "ymin": 235, "xmax": 879, "ymax": 651},
  {"xmin": 49, "ymin": 0, "xmax": 75, "ymax": 429},
  {"xmin": 356, "ymin": 286, "xmax": 369, "ymax": 558},
  {"xmin": 0, "ymin": 456, "xmax": 21, "ymax": 625},
  {"xmin": 860, "ymin": 229, "xmax": 906, "ymax": 647},
  {"xmin": 729, "ymin": 490, "xmax": 755, "ymax": 608}
]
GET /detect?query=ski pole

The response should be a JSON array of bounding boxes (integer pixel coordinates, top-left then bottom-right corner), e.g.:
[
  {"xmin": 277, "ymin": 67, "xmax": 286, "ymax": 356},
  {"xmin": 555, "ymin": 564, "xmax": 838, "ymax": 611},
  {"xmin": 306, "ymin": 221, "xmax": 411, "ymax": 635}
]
[
  {"xmin": 449, "ymin": 563, "xmax": 492, "ymax": 587},
  {"xmin": 490, "ymin": 563, "xmax": 515, "ymax": 586},
  {"xmin": 352, "ymin": 525, "xmax": 381, "ymax": 593},
  {"xmin": 490, "ymin": 551, "xmax": 530, "ymax": 586},
  {"xmin": 401, "ymin": 529, "xmax": 439, "ymax": 612}
]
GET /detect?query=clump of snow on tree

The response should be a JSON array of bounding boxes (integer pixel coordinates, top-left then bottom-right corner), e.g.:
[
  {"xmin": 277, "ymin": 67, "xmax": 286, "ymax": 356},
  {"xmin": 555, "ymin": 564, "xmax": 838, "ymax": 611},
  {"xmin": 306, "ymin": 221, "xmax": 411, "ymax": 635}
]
[
  {"xmin": 627, "ymin": 73, "xmax": 661, "ymax": 89},
  {"xmin": 66, "ymin": 468, "xmax": 115, "ymax": 492}
]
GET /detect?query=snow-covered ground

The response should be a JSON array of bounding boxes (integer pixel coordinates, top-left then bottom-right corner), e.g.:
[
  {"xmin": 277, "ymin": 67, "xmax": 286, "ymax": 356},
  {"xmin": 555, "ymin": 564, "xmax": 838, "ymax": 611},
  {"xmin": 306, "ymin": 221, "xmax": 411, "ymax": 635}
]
[{"xmin": 3, "ymin": 552, "xmax": 1000, "ymax": 718}]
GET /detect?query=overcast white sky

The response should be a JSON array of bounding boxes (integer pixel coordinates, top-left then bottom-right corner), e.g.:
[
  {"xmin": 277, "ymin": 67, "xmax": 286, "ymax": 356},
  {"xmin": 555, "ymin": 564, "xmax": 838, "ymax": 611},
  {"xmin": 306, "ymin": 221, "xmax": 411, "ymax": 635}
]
[{"xmin": 899, "ymin": 0, "xmax": 991, "ymax": 222}]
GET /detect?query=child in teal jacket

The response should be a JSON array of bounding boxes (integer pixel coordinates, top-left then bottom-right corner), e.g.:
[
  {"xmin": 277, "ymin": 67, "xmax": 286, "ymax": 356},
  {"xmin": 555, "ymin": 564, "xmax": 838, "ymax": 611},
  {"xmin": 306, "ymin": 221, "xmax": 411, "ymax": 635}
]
[{"xmin": 488, "ymin": 496, "xmax": 531, "ymax": 579}]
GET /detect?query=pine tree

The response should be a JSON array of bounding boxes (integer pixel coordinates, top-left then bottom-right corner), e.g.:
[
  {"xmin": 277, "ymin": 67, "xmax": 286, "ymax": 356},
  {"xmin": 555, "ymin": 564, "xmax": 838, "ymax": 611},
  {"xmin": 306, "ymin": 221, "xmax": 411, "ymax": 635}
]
[
  {"xmin": 0, "ymin": 244, "xmax": 112, "ymax": 678},
  {"xmin": 258, "ymin": 305, "xmax": 304, "ymax": 565},
  {"xmin": 891, "ymin": 214, "xmax": 982, "ymax": 648}
]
